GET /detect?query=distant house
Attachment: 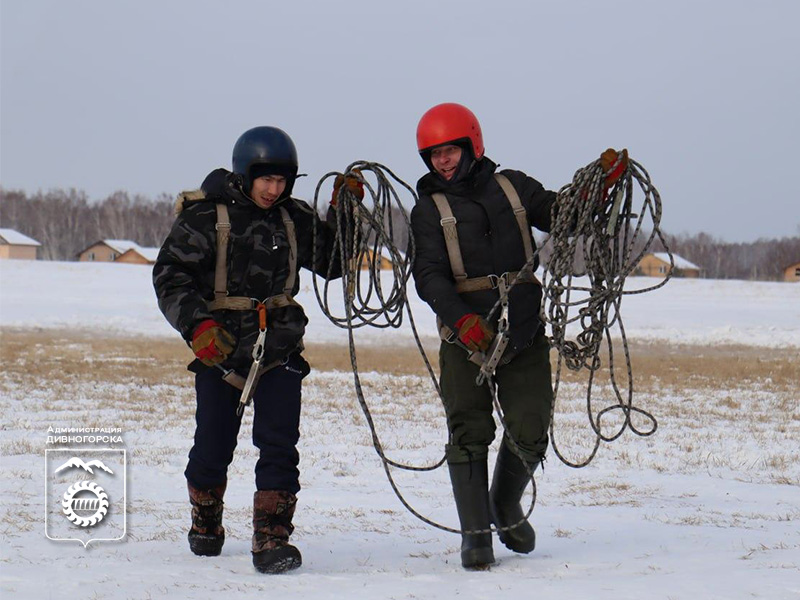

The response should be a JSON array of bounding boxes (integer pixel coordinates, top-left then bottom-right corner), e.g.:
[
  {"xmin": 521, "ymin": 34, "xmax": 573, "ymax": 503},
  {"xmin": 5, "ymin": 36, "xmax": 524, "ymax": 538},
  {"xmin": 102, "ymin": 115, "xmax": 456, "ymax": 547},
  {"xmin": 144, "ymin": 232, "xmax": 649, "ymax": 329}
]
[
  {"xmin": 636, "ymin": 252, "xmax": 701, "ymax": 278},
  {"xmin": 0, "ymin": 228, "xmax": 41, "ymax": 260},
  {"xmin": 115, "ymin": 247, "xmax": 160, "ymax": 265},
  {"xmin": 358, "ymin": 247, "xmax": 404, "ymax": 271},
  {"xmin": 77, "ymin": 239, "xmax": 141, "ymax": 262},
  {"xmin": 784, "ymin": 261, "xmax": 800, "ymax": 283}
]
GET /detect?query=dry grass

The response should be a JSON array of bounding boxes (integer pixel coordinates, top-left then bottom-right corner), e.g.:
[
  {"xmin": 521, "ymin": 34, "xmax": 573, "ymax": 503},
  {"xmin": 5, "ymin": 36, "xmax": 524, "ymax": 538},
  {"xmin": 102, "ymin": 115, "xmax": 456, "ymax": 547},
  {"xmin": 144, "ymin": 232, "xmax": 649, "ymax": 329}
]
[
  {"xmin": 1, "ymin": 327, "xmax": 798, "ymax": 548},
  {"xmin": 555, "ymin": 340, "xmax": 798, "ymax": 396},
  {"xmin": 0, "ymin": 328, "xmax": 193, "ymax": 388},
  {"xmin": 2, "ymin": 327, "xmax": 796, "ymax": 393},
  {"xmin": 3, "ymin": 327, "xmax": 796, "ymax": 476}
]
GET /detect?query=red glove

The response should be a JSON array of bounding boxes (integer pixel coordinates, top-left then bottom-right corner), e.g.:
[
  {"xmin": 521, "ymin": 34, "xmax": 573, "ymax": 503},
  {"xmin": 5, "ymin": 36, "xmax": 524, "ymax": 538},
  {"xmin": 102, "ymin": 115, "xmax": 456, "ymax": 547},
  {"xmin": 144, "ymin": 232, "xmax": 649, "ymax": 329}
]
[
  {"xmin": 191, "ymin": 319, "xmax": 235, "ymax": 366},
  {"xmin": 330, "ymin": 169, "xmax": 365, "ymax": 207},
  {"xmin": 600, "ymin": 148, "xmax": 629, "ymax": 188},
  {"xmin": 455, "ymin": 313, "xmax": 494, "ymax": 353}
]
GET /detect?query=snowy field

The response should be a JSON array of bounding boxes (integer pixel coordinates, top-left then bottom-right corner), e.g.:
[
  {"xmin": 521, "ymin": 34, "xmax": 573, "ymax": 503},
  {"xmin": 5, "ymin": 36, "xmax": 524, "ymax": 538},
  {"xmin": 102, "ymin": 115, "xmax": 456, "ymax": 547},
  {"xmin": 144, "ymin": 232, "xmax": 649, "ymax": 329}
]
[
  {"xmin": 1, "ymin": 259, "xmax": 799, "ymax": 600},
  {"xmin": 1, "ymin": 259, "xmax": 800, "ymax": 348}
]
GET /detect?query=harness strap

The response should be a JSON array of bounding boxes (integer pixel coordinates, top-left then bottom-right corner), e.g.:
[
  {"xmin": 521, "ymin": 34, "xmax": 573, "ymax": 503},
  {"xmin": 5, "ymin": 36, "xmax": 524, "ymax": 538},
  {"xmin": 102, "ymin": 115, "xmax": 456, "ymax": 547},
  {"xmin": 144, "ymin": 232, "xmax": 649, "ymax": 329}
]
[
  {"xmin": 208, "ymin": 203, "xmax": 298, "ymax": 311},
  {"xmin": 213, "ymin": 203, "xmax": 231, "ymax": 306},
  {"xmin": 279, "ymin": 206, "xmax": 297, "ymax": 295},
  {"xmin": 218, "ymin": 342, "xmax": 305, "ymax": 390},
  {"xmin": 430, "ymin": 193, "xmax": 466, "ymax": 282},
  {"xmin": 455, "ymin": 269, "xmax": 540, "ymax": 293},
  {"xmin": 208, "ymin": 292, "xmax": 300, "ymax": 313},
  {"xmin": 430, "ymin": 174, "xmax": 541, "ymax": 345},
  {"xmin": 494, "ymin": 173, "xmax": 534, "ymax": 263},
  {"xmin": 430, "ymin": 173, "xmax": 537, "ymax": 291}
]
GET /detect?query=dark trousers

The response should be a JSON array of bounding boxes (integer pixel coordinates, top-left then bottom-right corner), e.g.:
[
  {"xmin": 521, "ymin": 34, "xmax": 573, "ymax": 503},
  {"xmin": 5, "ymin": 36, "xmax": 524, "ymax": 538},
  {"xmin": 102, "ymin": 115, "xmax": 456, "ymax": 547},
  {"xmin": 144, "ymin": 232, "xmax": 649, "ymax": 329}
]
[
  {"xmin": 438, "ymin": 333, "xmax": 553, "ymax": 465},
  {"xmin": 184, "ymin": 353, "xmax": 309, "ymax": 494}
]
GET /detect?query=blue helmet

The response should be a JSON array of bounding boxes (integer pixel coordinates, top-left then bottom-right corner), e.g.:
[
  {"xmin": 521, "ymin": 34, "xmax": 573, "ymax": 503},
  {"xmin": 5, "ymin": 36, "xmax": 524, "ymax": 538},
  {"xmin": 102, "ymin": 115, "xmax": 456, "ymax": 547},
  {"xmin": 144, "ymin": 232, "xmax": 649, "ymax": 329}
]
[{"xmin": 232, "ymin": 126, "xmax": 299, "ymax": 196}]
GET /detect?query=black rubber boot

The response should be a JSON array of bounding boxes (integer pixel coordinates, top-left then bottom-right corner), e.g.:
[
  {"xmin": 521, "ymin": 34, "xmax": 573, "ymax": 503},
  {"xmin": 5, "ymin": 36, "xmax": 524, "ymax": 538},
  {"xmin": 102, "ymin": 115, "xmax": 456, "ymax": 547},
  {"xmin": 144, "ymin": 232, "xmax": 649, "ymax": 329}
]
[
  {"xmin": 252, "ymin": 490, "xmax": 302, "ymax": 574},
  {"xmin": 489, "ymin": 444, "xmax": 538, "ymax": 554},
  {"xmin": 187, "ymin": 482, "xmax": 226, "ymax": 556},
  {"xmin": 448, "ymin": 461, "xmax": 495, "ymax": 570}
]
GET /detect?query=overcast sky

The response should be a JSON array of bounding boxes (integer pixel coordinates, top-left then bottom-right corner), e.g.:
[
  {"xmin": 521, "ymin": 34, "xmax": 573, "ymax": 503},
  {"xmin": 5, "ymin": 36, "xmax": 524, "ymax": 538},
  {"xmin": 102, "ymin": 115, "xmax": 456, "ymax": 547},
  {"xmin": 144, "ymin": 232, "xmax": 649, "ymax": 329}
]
[{"xmin": 2, "ymin": 0, "xmax": 798, "ymax": 242}]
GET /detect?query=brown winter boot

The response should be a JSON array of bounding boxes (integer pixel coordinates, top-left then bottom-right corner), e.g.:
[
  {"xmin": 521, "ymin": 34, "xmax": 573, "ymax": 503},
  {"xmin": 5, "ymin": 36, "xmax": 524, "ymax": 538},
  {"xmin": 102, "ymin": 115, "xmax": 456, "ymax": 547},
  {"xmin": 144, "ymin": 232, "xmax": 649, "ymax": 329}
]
[
  {"xmin": 252, "ymin": 490, "xmax": 302, "ymax": 574},
  {"xmin": 187, "ymin": 482, "xmax": 226, "ymax": 556}
]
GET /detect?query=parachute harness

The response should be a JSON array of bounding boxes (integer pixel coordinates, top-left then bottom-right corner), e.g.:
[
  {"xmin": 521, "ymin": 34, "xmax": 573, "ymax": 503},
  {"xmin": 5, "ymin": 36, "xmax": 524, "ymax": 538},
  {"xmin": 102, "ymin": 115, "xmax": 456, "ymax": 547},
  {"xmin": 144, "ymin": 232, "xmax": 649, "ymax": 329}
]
[{"xmin": 311, "ymin": 155, "xmax": 671, "ymax": 535}]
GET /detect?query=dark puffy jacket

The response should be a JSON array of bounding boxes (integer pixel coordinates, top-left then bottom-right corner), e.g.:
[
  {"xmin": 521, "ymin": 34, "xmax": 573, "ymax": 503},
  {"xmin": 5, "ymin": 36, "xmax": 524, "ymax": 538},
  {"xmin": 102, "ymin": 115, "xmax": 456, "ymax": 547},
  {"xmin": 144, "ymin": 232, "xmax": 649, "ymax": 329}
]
[
  {"xmin": 153, "ymin": 168, "xmax": 343, "ymax": 370},
  {"xmin": 410, "ymin": 158, "xmax": 557, "ymax": 357}
]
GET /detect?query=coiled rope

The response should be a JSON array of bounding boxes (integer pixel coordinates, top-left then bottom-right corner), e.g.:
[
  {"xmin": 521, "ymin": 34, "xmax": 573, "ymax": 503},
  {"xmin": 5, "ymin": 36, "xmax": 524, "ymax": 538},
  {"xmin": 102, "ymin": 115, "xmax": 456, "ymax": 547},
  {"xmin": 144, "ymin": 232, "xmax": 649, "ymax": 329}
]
[
  {"xmin": 311, "ymin": 155, "xmax": 670, "ymax": 534},
  {"xmin": 311, "ymin": 161, "xmax": 445, "ymax": 465},
  {"xmin": 479, "ymin": 155, "xmax": 670, "ymax": 467},
  {"xmin": 311, "ymin": 162, "xmax": 461, "ymax": 534},
  {"xmin": 543, "ymin": 156, "xmax": 669, "ymax": 467}
]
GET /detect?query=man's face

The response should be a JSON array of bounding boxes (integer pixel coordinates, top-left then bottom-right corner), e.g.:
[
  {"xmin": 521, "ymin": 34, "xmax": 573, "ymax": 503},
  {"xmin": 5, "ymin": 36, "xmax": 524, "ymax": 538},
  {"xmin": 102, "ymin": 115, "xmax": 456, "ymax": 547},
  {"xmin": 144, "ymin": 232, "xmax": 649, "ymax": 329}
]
[
  {"xmin": 430, "ymin": 144, "xmax": 463, "ymax": 181},
  {"xmin": 249, "ymin": 175, "xmax": 287, "ymax": 209}
]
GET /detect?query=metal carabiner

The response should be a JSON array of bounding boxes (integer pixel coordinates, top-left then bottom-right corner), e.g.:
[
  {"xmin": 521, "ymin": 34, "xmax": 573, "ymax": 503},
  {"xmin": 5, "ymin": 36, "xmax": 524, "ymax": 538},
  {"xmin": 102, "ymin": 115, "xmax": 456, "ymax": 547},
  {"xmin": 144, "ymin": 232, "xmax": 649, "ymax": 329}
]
[
  {"xmin": 237, "ymin": 302, "xmax": 268, "ymax": 417},
  {"xmin": 476, "ymin": 276, "xmax": 511, "ymax": 386},
  {"xmin": 251, "ymin": 302, "xmax": 267, "ymax": 361},
  {"xmin": 496, "ymin": 275, "xmax": 510, "ymax": 334}
]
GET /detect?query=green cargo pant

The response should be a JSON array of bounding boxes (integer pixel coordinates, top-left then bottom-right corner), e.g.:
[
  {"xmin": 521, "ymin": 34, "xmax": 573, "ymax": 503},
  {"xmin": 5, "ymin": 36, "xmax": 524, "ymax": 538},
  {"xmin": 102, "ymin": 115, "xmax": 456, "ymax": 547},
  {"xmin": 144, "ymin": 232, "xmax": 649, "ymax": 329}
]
[{"xmin": 438, "ymin": 332, "xmax": 553, "ymax": 465}]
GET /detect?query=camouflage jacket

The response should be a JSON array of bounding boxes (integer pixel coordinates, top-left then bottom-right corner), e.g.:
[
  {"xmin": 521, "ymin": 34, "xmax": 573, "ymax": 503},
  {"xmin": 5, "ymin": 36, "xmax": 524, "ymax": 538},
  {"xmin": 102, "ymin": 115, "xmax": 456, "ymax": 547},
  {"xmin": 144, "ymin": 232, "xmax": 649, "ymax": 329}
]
[{"xmin": 153, "ymin": 168, "xmax": 345, "ymax": 370}]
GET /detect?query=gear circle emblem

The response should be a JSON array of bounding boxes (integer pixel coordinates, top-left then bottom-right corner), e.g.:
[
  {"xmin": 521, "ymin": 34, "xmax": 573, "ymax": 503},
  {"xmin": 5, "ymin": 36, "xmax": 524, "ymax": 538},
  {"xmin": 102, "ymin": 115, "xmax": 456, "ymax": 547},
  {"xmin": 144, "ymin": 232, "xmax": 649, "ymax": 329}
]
[{"xmin": 62, "ymin": 481, "xmax": 109, "ymax": 527}]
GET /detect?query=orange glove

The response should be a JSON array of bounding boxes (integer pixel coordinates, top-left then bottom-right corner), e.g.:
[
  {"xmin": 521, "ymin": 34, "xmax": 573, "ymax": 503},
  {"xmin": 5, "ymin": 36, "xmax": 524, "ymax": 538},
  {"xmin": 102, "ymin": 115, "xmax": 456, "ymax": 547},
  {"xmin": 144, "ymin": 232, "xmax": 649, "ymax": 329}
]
[
  {"xmin": 600, "ymin": 148, "xmax": 629, "ymax": 188},
  {"xmin": 330, "ymin": 169, "xmax": 365, "ymax": 206},
  {"xmin": 455, "ymin": 313, "xmax": 494, "ymax": 353},
  {"xmin": 191, "ymin": 319, "xmax": 235, "ymax": 366}
]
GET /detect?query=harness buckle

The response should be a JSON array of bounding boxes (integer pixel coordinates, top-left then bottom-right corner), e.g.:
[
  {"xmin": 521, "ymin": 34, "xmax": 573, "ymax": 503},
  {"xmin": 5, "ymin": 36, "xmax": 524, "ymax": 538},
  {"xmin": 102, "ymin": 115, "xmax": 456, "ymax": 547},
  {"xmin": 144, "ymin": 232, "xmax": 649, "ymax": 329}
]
[{"xmin": 487, "ymin": 272, "xmax": 511, "ymax": 290}]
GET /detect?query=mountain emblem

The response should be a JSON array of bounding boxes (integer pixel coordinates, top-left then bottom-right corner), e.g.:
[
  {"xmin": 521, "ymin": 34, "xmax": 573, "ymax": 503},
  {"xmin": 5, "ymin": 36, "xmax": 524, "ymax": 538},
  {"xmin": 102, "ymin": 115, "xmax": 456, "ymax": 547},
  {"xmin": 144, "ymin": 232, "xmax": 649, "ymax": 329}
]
[{"xmin": 54, "ymin": 457, "xmax": 114, "ymax": 475}]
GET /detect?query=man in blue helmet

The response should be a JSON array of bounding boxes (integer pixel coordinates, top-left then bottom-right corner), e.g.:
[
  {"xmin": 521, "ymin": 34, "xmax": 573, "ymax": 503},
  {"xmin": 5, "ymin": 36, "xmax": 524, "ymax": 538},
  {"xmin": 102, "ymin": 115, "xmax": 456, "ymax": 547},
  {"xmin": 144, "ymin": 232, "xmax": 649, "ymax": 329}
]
[{"xmin": 154, "ymin": 126, "xmax": 362, "ymax": 574}]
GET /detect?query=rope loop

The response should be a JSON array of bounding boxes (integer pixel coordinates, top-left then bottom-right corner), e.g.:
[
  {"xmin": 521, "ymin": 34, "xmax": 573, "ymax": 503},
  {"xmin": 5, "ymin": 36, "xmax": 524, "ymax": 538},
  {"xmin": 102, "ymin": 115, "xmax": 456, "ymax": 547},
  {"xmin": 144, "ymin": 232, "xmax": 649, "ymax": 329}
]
[
  {"xmin": 543, "ymin": 156, "xmax": 669, "ymax": 467},
  {"xmin": 311, "ymin": 154, "xmax": 670, "ymax": 530}
]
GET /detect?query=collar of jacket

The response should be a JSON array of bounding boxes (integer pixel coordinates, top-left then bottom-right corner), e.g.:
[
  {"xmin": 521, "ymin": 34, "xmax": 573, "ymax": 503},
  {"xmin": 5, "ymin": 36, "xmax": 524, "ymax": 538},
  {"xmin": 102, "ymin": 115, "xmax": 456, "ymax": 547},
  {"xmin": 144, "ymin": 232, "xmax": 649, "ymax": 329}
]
[
  {"xmin": 416, "ymin": 157, "xmax": 498, "ymax": 196},
  {"xmin": 201, "ymin": 167, "xmax": 291, "ymax": 211}
]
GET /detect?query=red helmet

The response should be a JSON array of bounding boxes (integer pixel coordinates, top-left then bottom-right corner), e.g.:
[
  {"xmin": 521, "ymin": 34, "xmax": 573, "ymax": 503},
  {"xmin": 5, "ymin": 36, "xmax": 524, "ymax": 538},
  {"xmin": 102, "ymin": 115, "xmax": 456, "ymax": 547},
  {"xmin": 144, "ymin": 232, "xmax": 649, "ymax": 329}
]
[{"xmin": 416, "ymin": 103, "xmax": 484, "ymax": 160}]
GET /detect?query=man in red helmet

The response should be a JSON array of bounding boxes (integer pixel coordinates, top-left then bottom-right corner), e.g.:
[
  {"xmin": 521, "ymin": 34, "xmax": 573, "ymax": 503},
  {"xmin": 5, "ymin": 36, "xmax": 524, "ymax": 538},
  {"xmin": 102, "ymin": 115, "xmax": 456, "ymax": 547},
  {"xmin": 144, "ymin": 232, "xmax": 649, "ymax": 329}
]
[{"xmin": 411, "ymin": 102, "xmax": 625, "ymax": 569}]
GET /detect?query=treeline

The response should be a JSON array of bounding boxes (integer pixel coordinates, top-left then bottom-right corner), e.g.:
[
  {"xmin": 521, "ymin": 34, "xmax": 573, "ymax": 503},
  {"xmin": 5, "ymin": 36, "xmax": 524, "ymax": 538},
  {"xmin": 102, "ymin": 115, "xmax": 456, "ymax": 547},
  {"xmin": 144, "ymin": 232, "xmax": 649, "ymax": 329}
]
[
  {"xmin": 646, "ymin": 231, "xmax": 800, "ymax": 281},
  {"xmin": 536, "ymin": 229, "xmax": 800, "ymax": 281},
  {"xmin": 0, "ymin": 188, "xmax": 174, "ymax": 261},
  {"xmin": 1, "ymin": 187, "xmax": 798, "ymax": 280}
]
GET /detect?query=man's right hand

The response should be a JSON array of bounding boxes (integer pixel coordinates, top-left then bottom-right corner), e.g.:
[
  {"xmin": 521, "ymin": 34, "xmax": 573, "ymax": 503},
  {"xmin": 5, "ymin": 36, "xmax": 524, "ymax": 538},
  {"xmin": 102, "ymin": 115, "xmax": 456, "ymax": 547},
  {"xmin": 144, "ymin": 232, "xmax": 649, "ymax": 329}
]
[
  {"xmin": 455, "ymin": 313, "xmax": 494, "ymax": 353},
  {"xmin": 191, "ymin": 319, "xmax": 236, "ymax": 366}
]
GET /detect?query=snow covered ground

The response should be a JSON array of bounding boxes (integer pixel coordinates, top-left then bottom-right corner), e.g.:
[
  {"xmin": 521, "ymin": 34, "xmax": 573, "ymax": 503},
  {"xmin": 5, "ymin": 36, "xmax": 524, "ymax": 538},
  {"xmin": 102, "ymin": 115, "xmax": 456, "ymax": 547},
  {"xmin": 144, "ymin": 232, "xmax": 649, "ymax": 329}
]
[
  {"xmin": 1, "ymin": 260, "xmax": 799, "ymax": 600},
  {"xmin": 1, "ymin": 259, "xmax": 800, "ymax": 348}
]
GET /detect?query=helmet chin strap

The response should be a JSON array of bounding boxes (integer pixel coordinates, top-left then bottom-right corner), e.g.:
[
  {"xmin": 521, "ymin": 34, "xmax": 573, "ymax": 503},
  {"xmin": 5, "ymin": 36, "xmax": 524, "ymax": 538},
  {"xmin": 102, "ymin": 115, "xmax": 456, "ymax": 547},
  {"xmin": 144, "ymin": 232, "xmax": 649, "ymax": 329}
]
[
  {"xmin": 227, "ymin": 172, "xmax": 265, "ymax": 207},
  {"xmin": 230, "ymin": 172, "xmax": 248, "ymax": 196}
]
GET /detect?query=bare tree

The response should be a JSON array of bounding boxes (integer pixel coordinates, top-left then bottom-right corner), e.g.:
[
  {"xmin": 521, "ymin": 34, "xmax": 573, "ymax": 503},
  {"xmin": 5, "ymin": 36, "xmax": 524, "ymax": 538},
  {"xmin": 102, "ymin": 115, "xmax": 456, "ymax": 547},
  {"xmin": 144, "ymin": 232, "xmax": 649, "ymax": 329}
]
[{"xmin": 3, "ymin": 185, "xmax": 798, "ymax": 280}]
